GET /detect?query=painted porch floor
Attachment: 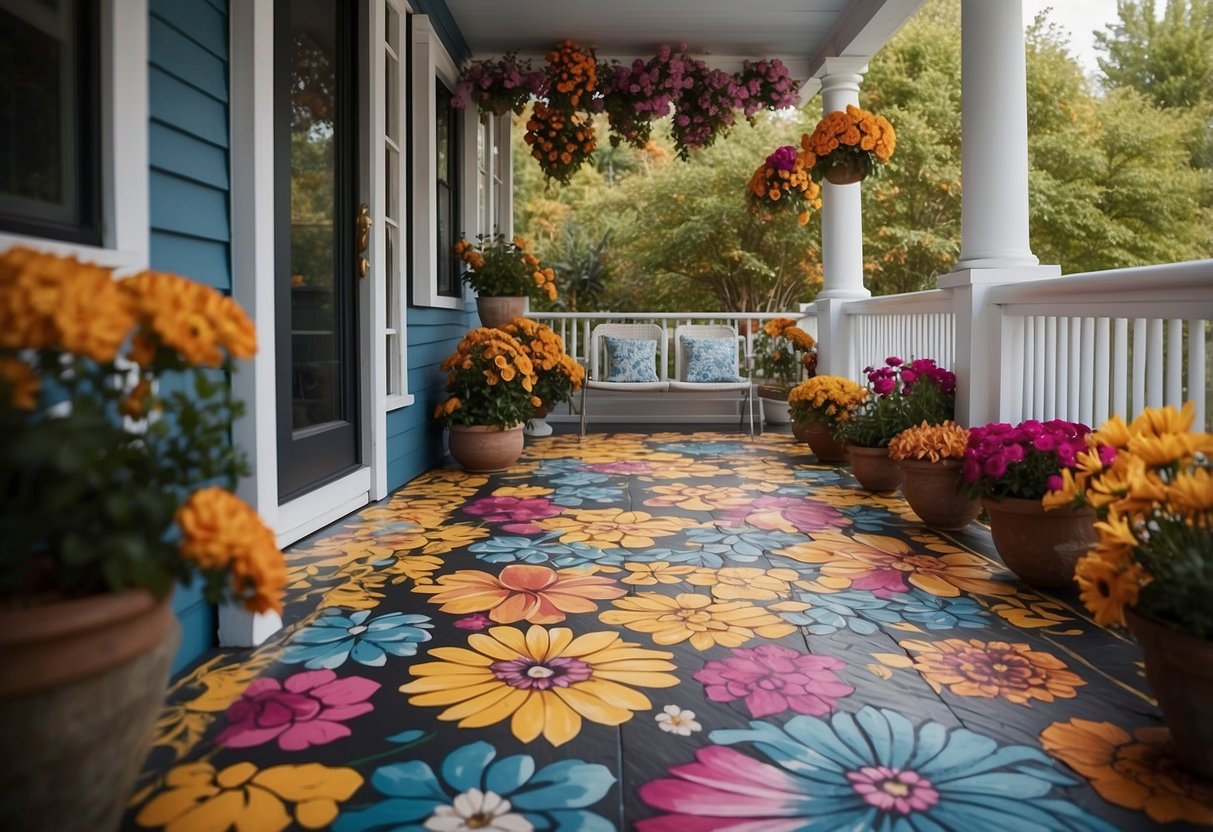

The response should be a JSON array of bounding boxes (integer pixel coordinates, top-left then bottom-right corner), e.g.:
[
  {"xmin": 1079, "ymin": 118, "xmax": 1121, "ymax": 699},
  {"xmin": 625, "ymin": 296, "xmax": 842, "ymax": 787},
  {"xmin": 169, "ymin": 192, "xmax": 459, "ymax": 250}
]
[{"xmin": 125, "ymin": 432, "xmax": 1213, "ymax": 831}]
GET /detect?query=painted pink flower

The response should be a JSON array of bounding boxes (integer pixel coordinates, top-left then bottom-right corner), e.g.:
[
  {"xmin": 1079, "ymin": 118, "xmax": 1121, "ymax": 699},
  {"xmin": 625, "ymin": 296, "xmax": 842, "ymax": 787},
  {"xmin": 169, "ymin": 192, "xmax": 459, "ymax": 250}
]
[
  {"xmin": 847, "ymin": 766, "xmax": 940, "ymax": 814},
  {"xmin": 454, "ymin": 613, "xmax": 493, "ymax": 631},
  {"xmin": 637, "ymin": 745, "xmax": 806, "ymax": 831},
  {"xmin": 693, "ymin": 645, "xmax": 853, "ymax": 718},
  {"xmin": 722, "ymin": 495, "xmax": 848, "ymax": 534},
  {"xmin": 464, "ymin": 496, "xmax": 563, "ymax": 534},
  {"xmin": 851, "ymin": 566, "xmax": 913, "ymax": 598},
  {"xmin": 215, "ymin": 670, "xmax": 378, "ymax": 751}
]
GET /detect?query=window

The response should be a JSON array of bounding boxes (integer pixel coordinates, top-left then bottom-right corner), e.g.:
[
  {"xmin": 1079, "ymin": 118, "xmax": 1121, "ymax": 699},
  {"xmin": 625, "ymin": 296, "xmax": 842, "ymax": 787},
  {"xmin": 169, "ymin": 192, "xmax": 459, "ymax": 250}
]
[
  {"xmin": 384, "ymin": 0, "xmax": 405, "ymax": 401},
  {"xmin": 0, "ymin": 0, "xmax": 100, "ymax": 245},
  {"xmin": 476, "ymin": 111, "xmax": 511, "ymax": 239},
  {"xmin": 435, "ymin": 80, "xmax": 459, "ymax": 297},
  {"xmin": 409, "ymin": 14, "xmax": 465, "ymax": 309},
  {"xmin": 0, "ymin": 0, "xmax": 148, "ymax": 267}
]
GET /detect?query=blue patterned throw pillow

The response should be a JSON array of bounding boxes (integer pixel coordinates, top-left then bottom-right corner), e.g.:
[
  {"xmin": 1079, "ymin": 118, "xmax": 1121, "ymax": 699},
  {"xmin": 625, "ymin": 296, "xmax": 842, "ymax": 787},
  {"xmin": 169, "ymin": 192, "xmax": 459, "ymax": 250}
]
[
  {"xmin": 603, "ymin": 336, "xmax": 659, "ymax": 382},
  {"xmin": 683, "ymin": 336, "xmax": 742, "ymax": 383}
]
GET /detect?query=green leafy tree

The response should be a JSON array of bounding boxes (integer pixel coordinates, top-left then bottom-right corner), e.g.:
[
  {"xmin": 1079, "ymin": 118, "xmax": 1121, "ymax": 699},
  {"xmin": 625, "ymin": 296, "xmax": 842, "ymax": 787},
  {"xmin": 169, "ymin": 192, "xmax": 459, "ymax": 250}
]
[{"xmin": 1095, "ymin": 0, "xmax": 1213, "ymax": 109}]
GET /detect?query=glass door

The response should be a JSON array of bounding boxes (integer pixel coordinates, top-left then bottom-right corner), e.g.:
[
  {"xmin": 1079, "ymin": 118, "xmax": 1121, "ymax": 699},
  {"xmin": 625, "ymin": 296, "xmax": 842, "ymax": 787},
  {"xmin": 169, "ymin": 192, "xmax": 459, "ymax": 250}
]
[{"xmin": 275, "ymin": 0, "xmax": 362, "ymax": 501}]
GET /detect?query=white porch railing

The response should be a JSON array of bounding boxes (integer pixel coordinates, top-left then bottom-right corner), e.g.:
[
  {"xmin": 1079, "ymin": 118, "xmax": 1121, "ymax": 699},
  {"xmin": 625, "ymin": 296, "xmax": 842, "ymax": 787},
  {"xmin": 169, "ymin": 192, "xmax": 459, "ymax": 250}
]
[{"xmin": 532, "ymin": 259, "xmax": 1213, "ymax": 431}]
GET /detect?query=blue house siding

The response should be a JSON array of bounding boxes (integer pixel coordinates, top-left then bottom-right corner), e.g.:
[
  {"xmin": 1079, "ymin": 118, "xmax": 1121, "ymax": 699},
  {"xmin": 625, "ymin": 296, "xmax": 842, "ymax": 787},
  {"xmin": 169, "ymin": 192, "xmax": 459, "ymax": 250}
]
[
  {"xmin": 146, "ymin": 0, "xmax": 232, "ymax": 672},
  {"xmin": 387, "ymin": 306, "xmax": 477, "ymax": 490}
]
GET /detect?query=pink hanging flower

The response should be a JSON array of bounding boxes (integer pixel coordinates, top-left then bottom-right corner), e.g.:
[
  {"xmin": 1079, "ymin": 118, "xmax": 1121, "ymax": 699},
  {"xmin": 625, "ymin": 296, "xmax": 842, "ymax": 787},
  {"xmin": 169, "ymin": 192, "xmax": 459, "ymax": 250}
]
[
  {"xmin": 693, "ymin": 644, "xmax": 853, "ymax": 718},
  {"xmin": 216, "ymin": 669, "xmax": 379, "ymax": 751}
]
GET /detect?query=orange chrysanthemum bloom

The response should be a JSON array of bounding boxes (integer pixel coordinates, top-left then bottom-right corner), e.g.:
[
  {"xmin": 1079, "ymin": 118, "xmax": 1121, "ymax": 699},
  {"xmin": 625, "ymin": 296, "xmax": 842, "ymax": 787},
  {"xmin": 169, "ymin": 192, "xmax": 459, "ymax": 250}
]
[
  {"xmin": 888, "ymin": 420, "xmax": 970, "ymax": 462},
  {"xmin": 122, "ymin": 270, "xmax": 256, "ymax": 367},
  {"xmin": 177, "ymin": 487, "xmax": 286, "ymax": 614}
]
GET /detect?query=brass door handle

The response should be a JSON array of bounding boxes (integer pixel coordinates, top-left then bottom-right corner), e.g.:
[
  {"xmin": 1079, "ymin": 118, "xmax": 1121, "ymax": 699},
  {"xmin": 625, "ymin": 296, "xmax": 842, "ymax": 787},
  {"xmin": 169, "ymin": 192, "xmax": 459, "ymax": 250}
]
[{"xmin": 356, "ymin": 203, "xmax": 371, "ymax": 278}]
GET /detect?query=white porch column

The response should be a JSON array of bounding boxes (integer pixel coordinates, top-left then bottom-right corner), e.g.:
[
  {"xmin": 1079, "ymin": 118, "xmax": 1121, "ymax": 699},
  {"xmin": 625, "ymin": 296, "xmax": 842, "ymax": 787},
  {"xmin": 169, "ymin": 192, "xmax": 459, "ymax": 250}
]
[
  {"xmin": 941, "ymin": 0, "xmax": 1060, "ymax": 426},
  {"xmin": 955, "ymin": 0, "xmax": 1037, "ymax": 269},
  {"xmin": 817, "ymin": 58, "xmax": 871, "ymax": 302},
  {"xmin": 814, "ymin": 58, "xmax": 870, "ymax": 378}
]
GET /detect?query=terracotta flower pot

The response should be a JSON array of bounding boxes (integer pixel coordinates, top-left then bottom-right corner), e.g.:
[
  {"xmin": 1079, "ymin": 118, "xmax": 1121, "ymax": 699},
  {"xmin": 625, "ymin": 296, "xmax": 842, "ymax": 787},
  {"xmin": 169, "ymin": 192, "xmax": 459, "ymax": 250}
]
[
  {"xmin": 981, "ymin": 496, "xmax": 1097, "ymax": 588},
  {"xmin": 0, "ymin": 589, "xmax": 179, "ymax": 831},
  {"xmin": 847, "ymin": 444, "xmax": 903, "ymax": 492},
  {"xmin": 794, "ymin": 419, "xmax": 848, "ymax": 463},
  {"xmin": 448, "ymin": 423, "xmax": 525, "ymax": 472},
  {"xmin": 1126, "ymin": 609, "xmax": 1213, "ymax": 779},
  {"xmin": 475, "ymin": 295, "xmax": 529, "ymax": 329},
  {"xmin": 824, "ymin": 160, "xmax": 867, "ymax": 185},
  {"xmin": 897, "ymin": 458, "xmax": 981, "ymax": 530}
]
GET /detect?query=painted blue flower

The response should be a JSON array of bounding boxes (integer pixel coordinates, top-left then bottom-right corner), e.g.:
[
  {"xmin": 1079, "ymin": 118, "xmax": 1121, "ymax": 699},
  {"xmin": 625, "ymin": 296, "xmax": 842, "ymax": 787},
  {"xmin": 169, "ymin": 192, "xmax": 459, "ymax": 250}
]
[
  {"xmin": 837, "ymin": 503, "xmax": 904, "ymax": 532},
  {"xmin": 639, "ymin": 706, "xmax": 1115, "ymax": 831},
  {"xmin": 657, "ymin": 441, "xmax": 748, "ymax": 457},
  {"xmin": 334, "ymin": 740, "xmax": 616, "ymax": 832},
  {"xmin": 624, "ymin": 547, "xmax": 727, "ymax": 568},
  {"xmin": 683, "ymin": 524, "xmax": 805, "ymax": 563},
  {"xmin": 468, "ymin": 533, "xmax": 622, "ymax": 569},
  {"xmin": 552, "ymin": 485, "xmax": 627, "ymax": 507},
  {"xmin": 775, "ymin": 588, "xmax": 989, "ymax": 635},
  {"xmin": 549, "ymin": 470, "xmax": 613, "ymax": 487},
  {"xmin": 280, "ymin": 609, "xmax": 433, "ymax": 669}
]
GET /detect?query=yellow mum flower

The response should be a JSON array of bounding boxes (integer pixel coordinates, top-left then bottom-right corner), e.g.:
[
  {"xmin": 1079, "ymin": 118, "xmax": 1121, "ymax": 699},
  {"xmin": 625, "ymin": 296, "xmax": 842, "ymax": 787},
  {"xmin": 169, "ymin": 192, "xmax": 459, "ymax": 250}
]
[
  {"xmin": 599, "ymin": 592, "xmax": 796, "ymax": 650},
  {"xmin": 0, "ymin": 356, "xmax": 39, "ymax": 410},
  {"xmin": 1075, "ymin": 553, "xmax": 1142, "ymax": 628},
  {"xmin": 400, "ymin": 625, "xmax": 677, "ymax": 746}
]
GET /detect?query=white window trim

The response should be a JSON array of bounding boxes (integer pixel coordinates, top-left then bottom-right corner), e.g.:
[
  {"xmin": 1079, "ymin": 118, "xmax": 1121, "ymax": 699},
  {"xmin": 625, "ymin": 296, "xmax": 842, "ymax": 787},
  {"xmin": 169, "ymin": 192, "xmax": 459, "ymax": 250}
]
[
  {"xmin": 0, "ymin": 0, "xmax": 149, "ymax": 271},
  {"xmin": 384, "ymin": 0, "xmax": 414, "ymax": 412},
  {"xmin": 410, "ymin": 15, "xmax": 466, "ymax": 310}
]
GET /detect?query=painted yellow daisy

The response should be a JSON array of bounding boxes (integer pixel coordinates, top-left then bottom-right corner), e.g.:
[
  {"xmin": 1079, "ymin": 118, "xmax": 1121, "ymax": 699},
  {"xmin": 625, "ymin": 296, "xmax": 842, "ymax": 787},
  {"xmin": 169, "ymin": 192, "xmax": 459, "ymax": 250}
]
[
  {"xmin": 622, "ymin": 561, "xmax": 698, "ymax": 586},
  {"xmin": 400, "ymin": 625, "xmax": 677, "ymax": 746},
  {"xmin": 599, "ymin": 592, "xmax": 796, "ymax": 650},
  {"xmin": 777, "ymin": 532, "xmax": 1016, "ymax": 599},
  {"xmin": 686, "ymin": 566, "xmax": 800, "ymax": 601},
  {"xmin": 643, "ymin": 483, "xmax": 749, "ymax": 512},
  {"xmin": 538, "ymin": 509, "xmax": 700, "ymax": 549}
]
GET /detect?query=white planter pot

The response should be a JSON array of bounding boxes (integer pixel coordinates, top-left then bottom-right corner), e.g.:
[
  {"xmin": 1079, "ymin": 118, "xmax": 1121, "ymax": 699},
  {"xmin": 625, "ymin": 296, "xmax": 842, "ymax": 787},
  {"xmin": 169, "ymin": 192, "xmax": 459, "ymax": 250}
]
[{"xmin": 763, "ymin": 397, "xmax": 791, "ymax": 425}]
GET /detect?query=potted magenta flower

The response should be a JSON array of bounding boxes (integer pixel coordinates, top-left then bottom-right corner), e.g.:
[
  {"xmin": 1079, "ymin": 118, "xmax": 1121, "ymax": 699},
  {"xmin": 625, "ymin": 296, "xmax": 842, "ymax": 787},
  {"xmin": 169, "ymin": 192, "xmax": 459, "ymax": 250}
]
[
  {"xmin": 962, "ymin": 419, "xmax": 1096, "ymax": 587},
  {"xmin": 843, "ymin": 356, "xmax": 955, "ymax": 492}
]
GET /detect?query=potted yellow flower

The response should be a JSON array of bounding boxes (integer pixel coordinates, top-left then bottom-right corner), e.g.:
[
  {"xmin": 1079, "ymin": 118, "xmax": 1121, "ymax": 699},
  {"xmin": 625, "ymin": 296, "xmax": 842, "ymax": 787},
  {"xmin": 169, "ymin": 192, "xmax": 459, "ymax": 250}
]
[
  {"xmin": 888, "ymin": 421, "xmax": 981, "ymax": 530},
  {"xmin": 434, "ymin": 327, "xmax": 541, "ymax": 471},
  {"xmin": 802, "ymin": 104, "xmax": 896, "ymax": 185},
  {"xmin": 500, "ymin": 318, "xmax": 585, "ymax": 437},
  {"xmin": 454, "ymin": 234, "xmax": 559, "ymax": 328},
  {"xmin": 753, "ymin": 317, "xmax": 816, "ymax": 424},
  {"xmin": 1044, "ymin": 402, "xmax": 1213, "ymax": 778},
  {"xmin": 0, "ymin": 247, "xmax": 285, "ymax": 830},
  {"xmin": 787, "ymin": 375, "xmax": 866, "ymax": 462}
]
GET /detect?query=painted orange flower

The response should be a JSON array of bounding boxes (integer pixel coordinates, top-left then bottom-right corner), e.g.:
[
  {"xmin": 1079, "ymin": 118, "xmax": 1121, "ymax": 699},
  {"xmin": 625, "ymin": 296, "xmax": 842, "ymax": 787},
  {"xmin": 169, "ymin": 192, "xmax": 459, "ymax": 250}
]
[
  {"xmin": 777, "ymin": 532, "xmax": 1016, "ymax": 599},
  {"xmin": 412, "ymin": 565, "xmax": 625, "ymax": 624},
  {"xmin": 538, "ymin": 509, "xmax": 700, "ymax": 549},
  {"xmin": 599, "ymin": 592, "xmax": 796, "ymax": 650},
  {"xmin": 902, "ymin": 638, "xmax": 1086, "ymax": 704},
  {"xmin": 1041, "ymin": 719, "xmax": 1213, "ymax": 825},
  {"xmin": 400, "ymin": 625, "xmax": 678, "ymax": 746},
  {"xmin": 643, "ymin": 483, "xmax": 754, "ymax": 512}
]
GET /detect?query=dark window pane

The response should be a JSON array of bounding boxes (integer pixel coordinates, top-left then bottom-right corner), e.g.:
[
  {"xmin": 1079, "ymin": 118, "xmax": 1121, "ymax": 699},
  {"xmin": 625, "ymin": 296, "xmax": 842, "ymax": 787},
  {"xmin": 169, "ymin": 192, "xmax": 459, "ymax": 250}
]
[
  {"xmin": 0, "ymin": 0, "xmax": 99, "ymax": 244},
  {"xmin": 435, "ymin": 80, "xmax": 459, "ymax": 297}
]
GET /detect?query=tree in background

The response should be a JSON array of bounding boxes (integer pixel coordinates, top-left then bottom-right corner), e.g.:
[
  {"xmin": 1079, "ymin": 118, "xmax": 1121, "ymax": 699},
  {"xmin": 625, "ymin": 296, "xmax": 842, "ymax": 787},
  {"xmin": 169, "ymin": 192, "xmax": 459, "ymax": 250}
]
[{"xmin": 1096, "ymin": 0, "xmax": 1213, "ymax": 109}]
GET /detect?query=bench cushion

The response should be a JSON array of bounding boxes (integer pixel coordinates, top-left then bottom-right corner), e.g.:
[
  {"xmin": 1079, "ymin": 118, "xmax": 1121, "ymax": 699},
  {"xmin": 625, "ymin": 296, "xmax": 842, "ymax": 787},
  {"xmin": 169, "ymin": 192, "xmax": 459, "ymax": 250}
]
[
  {"xmin": 683, "ymin": 336, "xmax": 743, "ymax": 383},
  {"xmin": 603, "ymin": 336, "xmax": 659, "ymax": 383}
]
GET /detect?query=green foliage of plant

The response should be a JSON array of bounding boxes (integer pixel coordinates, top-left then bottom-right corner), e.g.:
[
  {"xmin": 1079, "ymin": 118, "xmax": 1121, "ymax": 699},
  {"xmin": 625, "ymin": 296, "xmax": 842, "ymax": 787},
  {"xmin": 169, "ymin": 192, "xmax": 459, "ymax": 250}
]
[
  {"xmin": 434, "ymin": 328, "xmax": 540, "ymax": 430},
  {"xmin": 1096, "ymin": 0, "xmax": 1213, "ymax": 110}
]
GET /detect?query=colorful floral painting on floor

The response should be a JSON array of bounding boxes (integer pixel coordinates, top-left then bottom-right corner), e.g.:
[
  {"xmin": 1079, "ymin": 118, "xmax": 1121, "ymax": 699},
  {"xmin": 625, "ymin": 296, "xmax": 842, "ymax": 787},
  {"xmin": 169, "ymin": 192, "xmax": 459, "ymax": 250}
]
[{"xmin": 126, "ymin": 432, "xmax": 1212, "ymax": 830}]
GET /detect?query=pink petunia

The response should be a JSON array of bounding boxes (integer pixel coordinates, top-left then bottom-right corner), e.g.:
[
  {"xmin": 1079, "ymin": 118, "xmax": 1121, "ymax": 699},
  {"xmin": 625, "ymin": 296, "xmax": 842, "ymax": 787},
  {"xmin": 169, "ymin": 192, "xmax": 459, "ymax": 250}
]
[
  {"xmin": 693, "ymin": 645, "xmax": 854, "ymax": 718},
  {"xmin": 215, "ymin": 669, "xmax": 379, "ymax": 751}
]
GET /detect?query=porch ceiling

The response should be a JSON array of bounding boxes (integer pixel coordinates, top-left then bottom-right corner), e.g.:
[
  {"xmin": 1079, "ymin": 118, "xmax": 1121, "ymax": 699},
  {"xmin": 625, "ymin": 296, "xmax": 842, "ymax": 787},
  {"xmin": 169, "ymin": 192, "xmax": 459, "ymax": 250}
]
[{"xmin": 445, "ymin": 0, "xmax": 925, "ymax": 81}]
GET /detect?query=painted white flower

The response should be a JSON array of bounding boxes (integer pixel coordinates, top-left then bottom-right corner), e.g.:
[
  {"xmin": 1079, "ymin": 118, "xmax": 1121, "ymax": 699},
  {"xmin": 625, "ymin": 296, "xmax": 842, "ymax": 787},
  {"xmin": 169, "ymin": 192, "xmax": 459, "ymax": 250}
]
[
  {"xmin": 424, "ymin": 788, "xmax": 534, "ymax": 832},
  {"xmin": 655, "ymin": 704, "xmax": 702, "ymax": 736}
]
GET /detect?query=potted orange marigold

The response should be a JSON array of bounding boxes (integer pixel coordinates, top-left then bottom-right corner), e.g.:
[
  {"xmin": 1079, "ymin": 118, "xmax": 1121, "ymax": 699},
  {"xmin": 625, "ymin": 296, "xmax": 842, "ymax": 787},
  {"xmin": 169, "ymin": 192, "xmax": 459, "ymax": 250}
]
[{"xmin": 888, "ymin": 421, "xmax": 980, "ymax": 530}]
